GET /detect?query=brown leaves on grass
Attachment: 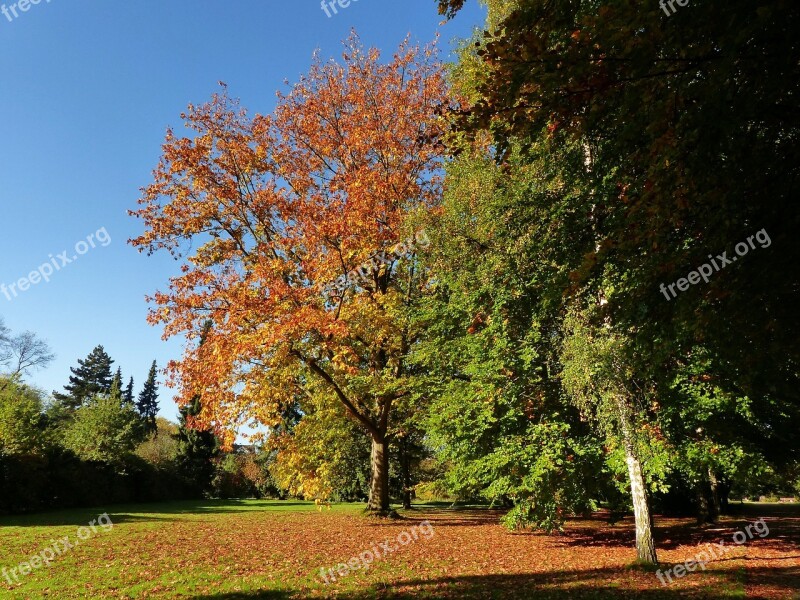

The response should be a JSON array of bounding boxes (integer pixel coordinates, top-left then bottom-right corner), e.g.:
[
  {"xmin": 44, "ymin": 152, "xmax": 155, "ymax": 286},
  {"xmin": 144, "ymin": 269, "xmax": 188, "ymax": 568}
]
[{"xmin": 2, "ymin": 505, "xmax": 798, "ymax": 598}]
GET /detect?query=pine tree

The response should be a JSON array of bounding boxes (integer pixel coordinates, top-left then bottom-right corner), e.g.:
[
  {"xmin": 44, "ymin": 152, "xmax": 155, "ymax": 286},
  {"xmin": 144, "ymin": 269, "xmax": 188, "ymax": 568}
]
[
  {"xmin": 109, "ymin": 367, "xmax": 123, "ymax": 402},
  {"xmin": 123, "ymin": 377, "xmax": 135, "ymax": 406},
  {"xmin": 136, "ymin": 360, "xmax": 159, "ymax": 434},
  {"xmin": 53, "ymin": 345, "xmax": 114, "ymax": 409},
  {"xmin": 176, "ymin": 395, "xmax": 219, "ymax": 496}
]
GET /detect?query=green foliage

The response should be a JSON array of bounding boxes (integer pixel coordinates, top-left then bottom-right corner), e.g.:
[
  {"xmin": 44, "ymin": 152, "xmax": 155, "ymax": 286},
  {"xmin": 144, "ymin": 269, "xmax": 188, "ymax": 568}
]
[
  {"xmin": 0, "ymin": 378, "xmax": 47, "ymax": 456},
  {"xmin": 136, "ymin": 360, "xmax": 159, "ymax": 434},
  {"xmin": 270, "ymin": 396, "xmax": 371, "ymax": 502},
  {"xmin": 176, "ymin": 396, "xmax": 219, "ymax": 496},
  {"xmin": 123, "ymin": 376, "xmax": 135, "ymax": 405},
  {"xmin": 136, "ymin": 418, "xmax": 180, "ymax": 467},
  {"xmin": 53, "ymin": 345, "xmax": 114, "ymax": 409},
  {"xmin": 62, "ymin": 395, "xmax": 143, "ymax": 463},
  {"xmin": 110, "ymin": 367, "xmax": 123, "ymax": 402},
  {"xmin": 486, "ymin": 423, "xmax": 602, "ymax": 531},
  {"xmin": 448, "ymin": 0, "xmax": 800, "ymax": 463},
  {"xmin": 433, "ymin": 0, "xmax": 799, "ymax": 535},
  {"xmin": 409, "ymin": 138, "xmax": 609, "ymax": 528}
]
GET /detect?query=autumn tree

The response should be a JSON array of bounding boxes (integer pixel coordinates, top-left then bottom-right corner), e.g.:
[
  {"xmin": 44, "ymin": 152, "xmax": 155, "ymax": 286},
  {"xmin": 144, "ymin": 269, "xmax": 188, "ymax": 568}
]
[
  {"xmin": 270, "ymin": 394, "xmax": 372, "ymax": 503},
  {"xmin": 130, "ymin": 34, "xmax": 448, "ymax": 513}
]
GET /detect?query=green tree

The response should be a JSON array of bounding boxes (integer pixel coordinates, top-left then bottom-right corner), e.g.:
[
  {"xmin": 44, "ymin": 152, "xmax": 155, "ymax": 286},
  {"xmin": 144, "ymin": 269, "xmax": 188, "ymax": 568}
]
[
  {"xmin": 53, "ymin": 345, "xmax": 114, "ymax": 409},
  {"xmin": 436, "ymin": 0, "xmax": 799, "ymax": 564},
  {"xmin": 136, "ymin": 418, "xmax": 180, "ymax": 467},
  {"xmin": 123, "ymin": 376, "xmax": 135, "ymax": 406},
  {"xmin": 438, "ymin": 0, "xmax": 800, "ymax": 458},
  {"xmin": 109, "ymin": 367, "xmax": 123, "ymax": 402},
  {"xmin": 0, "ymin": 378, "xmax": 47, "ymax": 455},
  {"xmin": 136, "ymin": 360, "xmax": 159, "ymax": 434},
  {"xmin": 176, "ymin": 396, "xmax": 219, "ymax": 496},
  {"xmin": 62, "ymin": 395, "xmax": 142, "ymax": 463},
  {"xmin": 411, "ymin": 144, "xmax": 607, "ymax": 531}
]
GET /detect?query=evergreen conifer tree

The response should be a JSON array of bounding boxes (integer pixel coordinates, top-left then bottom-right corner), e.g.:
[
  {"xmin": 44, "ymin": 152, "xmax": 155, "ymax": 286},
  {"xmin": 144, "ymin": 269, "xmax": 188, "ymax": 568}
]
[
  {"xmin": 53, "ymin": 345, "xmax": 114, "ymax": 409},
  {"xmin": 123, "ymin": 376, "xmax": 135, "ymax": 405},
  {"xmin": 109, "ymin": 367, "xmax": 123, "ymax": 402},
  {"xmin": 136, "ymin": 360, "xmax": 159, "ymax": 434},
  {"xmin": 176, "ymin": 395, "xmax": 219, "ymax": 496}
]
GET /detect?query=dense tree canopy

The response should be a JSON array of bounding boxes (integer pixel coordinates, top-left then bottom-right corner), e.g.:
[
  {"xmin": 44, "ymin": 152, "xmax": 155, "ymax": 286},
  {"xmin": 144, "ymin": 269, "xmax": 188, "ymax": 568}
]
[
  {"xmin": 130, "ymin": 35, "xmax": 449, "ymax": 512},
  {"xmin": 61, "ymin": 395, "xmax": 143, "ymax": 463},
  {"xmin": 427, "ymin": 0, "xmax": 799, "ymax": 563}
]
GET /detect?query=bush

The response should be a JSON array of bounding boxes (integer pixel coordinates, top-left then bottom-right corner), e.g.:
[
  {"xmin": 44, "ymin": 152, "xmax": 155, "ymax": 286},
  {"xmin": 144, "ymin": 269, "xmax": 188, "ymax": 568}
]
[
  {"xmin": 62, "ymin": 396, "xmax": 143, "ymax": 463},
  {"xmin": 0, "ymin": 446, "xmax": 196, "ymax": 515}
]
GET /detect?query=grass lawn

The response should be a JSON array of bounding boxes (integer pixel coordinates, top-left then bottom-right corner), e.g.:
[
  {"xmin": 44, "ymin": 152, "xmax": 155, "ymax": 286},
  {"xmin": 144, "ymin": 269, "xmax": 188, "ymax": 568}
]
[{"xmin": 1, "ymin": 500, "xmax": 798, "ymax": 599}]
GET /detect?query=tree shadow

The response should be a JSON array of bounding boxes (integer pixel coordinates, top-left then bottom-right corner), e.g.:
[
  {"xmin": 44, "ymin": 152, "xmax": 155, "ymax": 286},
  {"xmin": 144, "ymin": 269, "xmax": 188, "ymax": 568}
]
[
  {"xmin": 743, "ymin": 563, "xmax": 800, "ymax": 593},
  {"xmin": 192, "ymin": 592, "xmax": 291, "ymax": 600},
  {"xmin": 557, "ymin": 509, "xmax": 800, "ymax": 552},
  {"xmin": 0, "ymin": 499, "xmax": 314, "ymax": 527},
  {"xmin": 364, "ymin": 508, "xmax": 505, "ymax": 529},
  {"xmin": 190, "ymin": 565, "xmax": 800, "ymax": 599}
]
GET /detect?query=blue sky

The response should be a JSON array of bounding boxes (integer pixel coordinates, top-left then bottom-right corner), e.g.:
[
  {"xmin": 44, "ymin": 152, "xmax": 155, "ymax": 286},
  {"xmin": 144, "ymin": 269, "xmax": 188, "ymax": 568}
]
[{"xmin": 0, "ymin": 0, "xmax": 485, "ymax": 423}]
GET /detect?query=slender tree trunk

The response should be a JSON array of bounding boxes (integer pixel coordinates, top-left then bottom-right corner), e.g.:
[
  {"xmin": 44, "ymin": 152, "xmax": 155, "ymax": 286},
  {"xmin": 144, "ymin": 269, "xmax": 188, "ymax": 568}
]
[
  {"xmin": 398, "ymin": 438, "xmax": 412, "ymax": 509},
  {"xmin": 708, "ymin": 467, "xmax": 721, "ymax": 523},
  {"xmin": 616, "ymin": 396, "xmax": 658, "ymax": 564},
  {"xmin": 368, "ymin": 433, "xmax": 390, "ymax": 513},
  {"xmin": 696, "ymin": 480, "xmax": 710, "ymax": 524},
  {"xmin": 720, "ymin": 480, "xmax": 730, "ymax": 513}
]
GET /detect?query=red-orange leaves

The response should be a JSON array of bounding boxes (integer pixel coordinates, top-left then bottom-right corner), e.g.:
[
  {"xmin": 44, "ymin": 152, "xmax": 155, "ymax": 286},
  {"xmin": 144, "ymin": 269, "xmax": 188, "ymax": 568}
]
[{"xmin": 129, "ymin": 33, "xmax": 448, "ymax": 446}]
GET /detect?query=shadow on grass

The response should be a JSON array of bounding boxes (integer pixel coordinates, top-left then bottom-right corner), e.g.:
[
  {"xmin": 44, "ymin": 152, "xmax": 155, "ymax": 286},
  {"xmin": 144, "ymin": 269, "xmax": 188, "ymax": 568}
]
[
  {"xmin": 190, "ymin": 565, "xmax": 800, "ymax": 599},
  {"xmin": 192, "ymin": 593, "xmax": 291, "ymax": 600},
  {"xmin": 365, "ymin": 508, "xmax": 505, "ymax": 529},
  {"xmin": 548, "ymin": 504, "xmax": 800, "ymax": 553},
  {"xmin": 0, "ymin": 499, "xmax": 316, "ymax": 527}
]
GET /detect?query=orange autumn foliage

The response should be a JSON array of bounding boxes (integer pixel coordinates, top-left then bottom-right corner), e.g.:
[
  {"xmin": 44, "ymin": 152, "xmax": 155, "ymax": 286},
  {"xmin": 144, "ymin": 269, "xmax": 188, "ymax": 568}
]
[{"xmin": 129, "ymin": 34, "xmax": 448, "ymax": 457}]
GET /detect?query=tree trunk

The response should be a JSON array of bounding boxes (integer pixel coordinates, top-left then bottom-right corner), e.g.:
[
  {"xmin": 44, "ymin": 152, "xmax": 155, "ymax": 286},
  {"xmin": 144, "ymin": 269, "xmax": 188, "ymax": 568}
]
[
  {"xmin": 616, "ymin": 397, "xmax": 658, "ymax": 564},
  {"xmin": 398, "ymin": 438, "xmax": 412, "ymax": 509},
  {"xmin": 624, "ymin": 443, "xmax": 658, "ymax": 563},
  {"xmin": 708, "ymin": 467, "xmax": 721, "ymax": 523},
  {"xmin": 368, "ymin": 433, "xmax": 390, "ymax": 513},
  {"xmin": 696, "ymin": 479, "xmax": 710, "ymax": 524},
  {"xmin": 719, "ymin": 479, "xmax": 730, "ymax": 513}
]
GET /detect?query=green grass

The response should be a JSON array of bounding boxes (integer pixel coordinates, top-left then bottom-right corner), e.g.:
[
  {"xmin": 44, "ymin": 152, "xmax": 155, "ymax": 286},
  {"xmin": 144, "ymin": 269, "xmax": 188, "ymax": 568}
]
[
  {"xmin": 1, "ymin": 500, "xmax": 796, "ymax": 599},
  {"xmin": 1, "ymin": 500, "xmax": 365, "ymax": 599}
]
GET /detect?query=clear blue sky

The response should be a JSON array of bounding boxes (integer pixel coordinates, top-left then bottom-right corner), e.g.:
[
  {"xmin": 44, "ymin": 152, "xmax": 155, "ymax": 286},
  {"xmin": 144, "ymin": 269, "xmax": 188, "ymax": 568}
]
[{"xmin": 0, "ymin": 0, "xmax": 485, "ymax": 423}]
